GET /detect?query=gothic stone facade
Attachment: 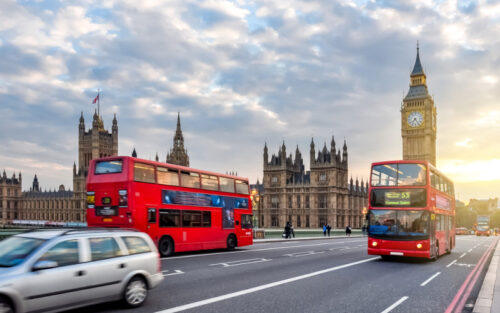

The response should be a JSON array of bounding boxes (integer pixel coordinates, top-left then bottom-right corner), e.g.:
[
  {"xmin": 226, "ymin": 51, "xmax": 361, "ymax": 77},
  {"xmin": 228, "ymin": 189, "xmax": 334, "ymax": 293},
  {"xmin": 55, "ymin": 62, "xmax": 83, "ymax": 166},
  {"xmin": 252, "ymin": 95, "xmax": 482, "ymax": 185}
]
[
  {"xmin": 8, "ymin": 111, "xmax": 119, "ymax": 225},
  {"xmin": 261, "ymin": 138, "xmax": 368, "ymax": 229},
  {"xmin": 0, "ymin": 171, "xmax": 22, "ymax": 223}
]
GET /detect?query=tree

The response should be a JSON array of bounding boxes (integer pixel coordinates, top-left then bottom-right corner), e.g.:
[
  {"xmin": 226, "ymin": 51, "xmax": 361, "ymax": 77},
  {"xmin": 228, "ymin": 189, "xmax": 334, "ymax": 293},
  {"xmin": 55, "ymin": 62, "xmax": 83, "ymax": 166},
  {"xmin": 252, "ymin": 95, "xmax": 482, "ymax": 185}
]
[
  {"xmin": 456, "ymin": 205, "xmax": 477, "ymax": 229},
  {"xmin": 490, "ymin": 211, "xmax": 500, "ymax": 228}
]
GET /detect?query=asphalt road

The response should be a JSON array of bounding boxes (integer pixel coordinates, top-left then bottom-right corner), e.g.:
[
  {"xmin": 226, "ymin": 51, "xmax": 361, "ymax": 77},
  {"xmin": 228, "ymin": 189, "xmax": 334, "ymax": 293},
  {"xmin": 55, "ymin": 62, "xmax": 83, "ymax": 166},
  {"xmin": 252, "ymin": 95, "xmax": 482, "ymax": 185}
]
[{"xmin": 67, "ymin": 235, "xmax": 498, "ymax": 313}]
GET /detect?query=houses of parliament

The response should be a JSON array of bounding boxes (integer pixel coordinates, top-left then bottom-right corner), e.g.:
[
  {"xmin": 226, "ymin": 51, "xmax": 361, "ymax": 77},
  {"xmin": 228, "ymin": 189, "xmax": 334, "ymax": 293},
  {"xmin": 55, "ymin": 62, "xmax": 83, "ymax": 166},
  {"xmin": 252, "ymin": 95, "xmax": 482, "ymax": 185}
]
[{"xmin": 0, "ymin": 110, "xmax": 189, "ymax": 225}]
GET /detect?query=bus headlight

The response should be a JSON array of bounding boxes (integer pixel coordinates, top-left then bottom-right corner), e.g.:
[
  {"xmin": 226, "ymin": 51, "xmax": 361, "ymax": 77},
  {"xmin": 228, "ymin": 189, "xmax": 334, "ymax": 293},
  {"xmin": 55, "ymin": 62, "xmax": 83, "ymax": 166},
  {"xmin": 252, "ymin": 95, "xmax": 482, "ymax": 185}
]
[
  {"xmin": 417, "ymin": 243, "xmax": 422, "ymax": 249},
  {"xmin": 119, "ymin": 190, "xmax": 128, "ymax": 207},
  {"xmin": 87, "ymin": 191, "xmax": 95, "ymax": 208},
  {"xmin": 372, "ymin": 241, "xmax": 378, "ymax": 247}
]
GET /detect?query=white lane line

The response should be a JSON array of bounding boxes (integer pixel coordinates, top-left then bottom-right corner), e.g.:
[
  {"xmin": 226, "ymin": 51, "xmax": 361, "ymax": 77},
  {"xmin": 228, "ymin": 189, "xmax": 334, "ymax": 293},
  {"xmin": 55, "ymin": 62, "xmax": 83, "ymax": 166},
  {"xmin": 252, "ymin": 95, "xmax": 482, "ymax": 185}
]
[
  {"xmin": 162, "ymin": 270, "xmax": 184, "ymax": 276},
  {"xmin": 459, "ymin": 253, "xmax": 466, "ymax": 258},
  {"xmin": 161, "ymin": 240, "xmax": 365, "ymax": 260},
  {"xmin": 209, "ymin": 258, "xmax": 271, "ymax": 267},
  {"xmin": 468, "ymin": 248, "xmax": 473, "ymax": 252},
  {"xmin": 380, "ymin": 296, "xmax": 409, "ymax": 313},
  {"xmin": 284, "ymin": 251, "xmax": 324, "ymax": 257},
  {"xmin": 156, "ymin": 257, "xmax": 378, "ymax": 313},
  {"xmin": 420, "ymin": 272, "xmax": 441, "ymax": 286},
  {"xmin": 447, "ymin": 260, "xmax": 457, "ymax": 268}
]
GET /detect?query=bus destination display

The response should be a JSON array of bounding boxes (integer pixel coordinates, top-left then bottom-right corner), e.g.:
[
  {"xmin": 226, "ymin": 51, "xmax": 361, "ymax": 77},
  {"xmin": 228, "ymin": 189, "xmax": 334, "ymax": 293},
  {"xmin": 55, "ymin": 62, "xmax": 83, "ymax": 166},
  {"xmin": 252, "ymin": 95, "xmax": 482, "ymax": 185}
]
[{"xmin": 385, "ymin": 191, "xmax": 410, "ymax": 206}]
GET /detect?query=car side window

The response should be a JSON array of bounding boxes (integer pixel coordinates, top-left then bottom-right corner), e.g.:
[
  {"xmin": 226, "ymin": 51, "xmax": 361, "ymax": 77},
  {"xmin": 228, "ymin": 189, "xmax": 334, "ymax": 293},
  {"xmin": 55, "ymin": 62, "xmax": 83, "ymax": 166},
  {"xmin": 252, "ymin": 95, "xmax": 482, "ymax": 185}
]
[
  {"xmin": 122, "ymin": 236, "xmax": 152, "ymax": 255},
  {"xmin": 38, "ymin": 239, "xmax": 79, "ymax": 267},
  {"xmin": 89, "ymin": 237, "xmax": 122, "ymax": 261}
]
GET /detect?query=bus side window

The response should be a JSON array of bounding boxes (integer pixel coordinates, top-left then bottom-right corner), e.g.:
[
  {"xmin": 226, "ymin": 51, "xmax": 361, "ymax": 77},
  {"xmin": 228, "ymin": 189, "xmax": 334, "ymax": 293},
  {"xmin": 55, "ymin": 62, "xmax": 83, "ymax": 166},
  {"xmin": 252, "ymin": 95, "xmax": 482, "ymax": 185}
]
[
  {"xmin": 235, "ymin": 180, "xmax": 249, "ymax": 195},
  {"xmin": 159, "ymin": 209, "xmax": 181, "ymax": 227},
  {"xmin": 148, "ymin": 208, "xmax": 156, "ymax": 223},
  {"xmin": 430, "ymin": 171, "xmax": 436, "ymax": 188},
  {"xmin": 134, "ymin": 163, "xmax": 155, "ymax": 183},
  {"xmin": 181, "ymin": 171, "xmax": 200, "ymax": 188},
  {"xmin": 202, "ymin": 212, "xmax": 211, "ymax": 227}
]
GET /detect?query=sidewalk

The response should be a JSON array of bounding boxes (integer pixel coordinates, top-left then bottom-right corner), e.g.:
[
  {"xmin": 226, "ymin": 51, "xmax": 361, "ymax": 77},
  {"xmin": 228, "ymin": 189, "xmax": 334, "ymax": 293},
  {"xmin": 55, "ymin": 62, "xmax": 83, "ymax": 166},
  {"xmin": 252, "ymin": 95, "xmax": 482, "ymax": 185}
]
[{"xmin": 473, "ymin": 238, "xmax": 500, "ymax": 313}]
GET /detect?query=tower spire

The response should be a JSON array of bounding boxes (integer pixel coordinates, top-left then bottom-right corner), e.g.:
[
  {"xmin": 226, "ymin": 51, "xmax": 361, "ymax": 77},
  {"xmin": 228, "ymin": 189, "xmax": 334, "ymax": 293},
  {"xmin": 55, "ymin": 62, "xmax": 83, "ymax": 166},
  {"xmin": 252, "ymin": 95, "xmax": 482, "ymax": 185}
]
[
  {"xmin": 167, "ymin": 112, "xmax": 190, "ymax": 166},
  {"xmin": 411, "ymin": 42, "xmax": 424, "ymax": 77}
]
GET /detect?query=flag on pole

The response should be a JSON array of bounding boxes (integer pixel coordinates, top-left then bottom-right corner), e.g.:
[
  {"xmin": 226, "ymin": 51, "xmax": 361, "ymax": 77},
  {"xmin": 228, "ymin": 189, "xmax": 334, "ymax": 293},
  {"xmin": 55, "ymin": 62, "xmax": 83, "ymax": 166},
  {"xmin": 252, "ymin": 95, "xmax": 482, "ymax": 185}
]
[{"xmin": 92, "ymin": 94, "xmax": 99, "ymax": 104}]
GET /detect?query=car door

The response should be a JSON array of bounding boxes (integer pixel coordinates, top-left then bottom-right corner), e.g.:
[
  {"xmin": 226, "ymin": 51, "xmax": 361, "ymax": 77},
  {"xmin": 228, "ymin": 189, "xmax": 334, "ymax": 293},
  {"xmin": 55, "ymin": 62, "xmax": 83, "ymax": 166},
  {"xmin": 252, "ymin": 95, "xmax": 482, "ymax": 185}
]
[
  {"xmin": 84, "ymin": 236, "xmax": 129, "ymax": 301},
  {"xmin": 22, "ymin": 238, "xmax": 91, "ymax": 313}
]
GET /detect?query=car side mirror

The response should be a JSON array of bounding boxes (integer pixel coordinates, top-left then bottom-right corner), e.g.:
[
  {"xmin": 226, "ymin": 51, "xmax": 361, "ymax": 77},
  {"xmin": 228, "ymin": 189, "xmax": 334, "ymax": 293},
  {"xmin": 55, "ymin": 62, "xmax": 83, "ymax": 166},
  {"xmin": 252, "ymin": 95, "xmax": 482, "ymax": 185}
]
[{"xmin": 32, "ymin": 260, "xmax": 58, "ymax": 271}]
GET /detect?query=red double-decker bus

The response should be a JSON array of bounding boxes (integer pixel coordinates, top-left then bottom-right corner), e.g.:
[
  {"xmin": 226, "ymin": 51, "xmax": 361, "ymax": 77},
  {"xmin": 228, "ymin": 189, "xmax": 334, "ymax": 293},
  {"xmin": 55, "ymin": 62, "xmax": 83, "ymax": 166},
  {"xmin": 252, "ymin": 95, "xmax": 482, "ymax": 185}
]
[
  {"xmin": 86, "ymin": 156, "xmax": 253, "ymax": 256},
  {"xmin": 367, "ymin": 160, "xmax": 455, "ymax": 260}
]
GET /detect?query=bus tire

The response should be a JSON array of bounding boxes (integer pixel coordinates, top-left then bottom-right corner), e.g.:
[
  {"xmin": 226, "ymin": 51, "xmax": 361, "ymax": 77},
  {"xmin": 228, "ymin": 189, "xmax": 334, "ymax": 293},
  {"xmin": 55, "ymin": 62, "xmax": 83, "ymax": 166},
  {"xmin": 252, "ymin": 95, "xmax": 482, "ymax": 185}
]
[
  {"xmin": 446, "ymin": 237, "xmax": 452, "ymax": 254},
  {"xmin": 159, "ymin": 236, "xmax": 174, "ymax": 257},
  {"xmin": 227, "ymin": 234, "xmax": 237, "ymax": 251}
]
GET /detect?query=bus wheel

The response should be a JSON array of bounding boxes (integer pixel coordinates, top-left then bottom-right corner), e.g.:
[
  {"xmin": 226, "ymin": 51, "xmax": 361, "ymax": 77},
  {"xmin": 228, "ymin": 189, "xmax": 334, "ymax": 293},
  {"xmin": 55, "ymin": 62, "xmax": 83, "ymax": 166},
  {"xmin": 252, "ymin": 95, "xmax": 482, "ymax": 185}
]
[
  {"xmin": 227, "ymin": 234, "xmax": 237, "ymax": 251},
  {"xmin": 446, "ymin": 238, "xmax": 452, "ymax": 254},
  {"xmin": 159, "ymin": 236, "xmax": 174, "ymax": 257}
]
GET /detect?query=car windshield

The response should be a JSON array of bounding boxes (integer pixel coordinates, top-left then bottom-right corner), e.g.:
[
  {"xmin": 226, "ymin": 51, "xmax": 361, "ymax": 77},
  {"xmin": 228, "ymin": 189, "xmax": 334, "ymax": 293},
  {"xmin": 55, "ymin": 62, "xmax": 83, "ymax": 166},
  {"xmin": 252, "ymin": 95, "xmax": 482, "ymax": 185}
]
[
  {"xmin": 0, "ymin": 236, "xmax": 46, "ymax": 267},
  {"xmin": 368, "ymin": 209, "xmax": 429, "ymax": 240}
]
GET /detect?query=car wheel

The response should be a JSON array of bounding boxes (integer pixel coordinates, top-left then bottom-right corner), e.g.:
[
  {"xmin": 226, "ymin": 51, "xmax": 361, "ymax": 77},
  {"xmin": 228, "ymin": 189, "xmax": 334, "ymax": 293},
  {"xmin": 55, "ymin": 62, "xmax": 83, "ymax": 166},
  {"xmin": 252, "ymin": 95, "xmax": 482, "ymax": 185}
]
[
  {"xmin": 123, "ymin": 276, "xmax": 148, "ymax": 308},
  {"xmin": 227, "ymin": 234, "xmax": 237, "ymax": 250},
  {"xmin": 0, "ymin": 296, "xmax": 14, "ymax": 313},
  {"xmin": 159, "ymin": 236, "xmax": 174, "ymax": 257}
]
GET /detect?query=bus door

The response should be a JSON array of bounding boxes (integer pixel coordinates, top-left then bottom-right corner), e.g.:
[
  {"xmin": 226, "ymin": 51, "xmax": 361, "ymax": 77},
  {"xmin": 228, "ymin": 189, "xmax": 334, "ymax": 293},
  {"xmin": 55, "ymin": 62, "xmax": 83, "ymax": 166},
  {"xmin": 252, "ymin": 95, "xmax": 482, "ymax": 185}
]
[
  {"xmin": 444, "ymin": 216, "xmax": 450, "ymax": 250},
  {"xmin": 146, "ymin": 207, "xmax": 159, "ymax": 243},
  {"xmin": 430, "ymin": 213, "xmax": 437, "ymax": 257}
]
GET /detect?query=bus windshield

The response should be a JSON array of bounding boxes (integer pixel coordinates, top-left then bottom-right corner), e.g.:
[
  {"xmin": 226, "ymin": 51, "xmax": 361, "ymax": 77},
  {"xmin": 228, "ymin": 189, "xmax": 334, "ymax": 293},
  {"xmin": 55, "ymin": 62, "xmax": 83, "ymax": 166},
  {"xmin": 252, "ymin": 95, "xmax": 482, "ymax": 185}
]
[
  {"xmin": 371, "ymin": 163, "xmax": 426, "ymax": 186},
  {"xmin": 368, "ymin": 209, "xmax": 429, "ymax": 239}
]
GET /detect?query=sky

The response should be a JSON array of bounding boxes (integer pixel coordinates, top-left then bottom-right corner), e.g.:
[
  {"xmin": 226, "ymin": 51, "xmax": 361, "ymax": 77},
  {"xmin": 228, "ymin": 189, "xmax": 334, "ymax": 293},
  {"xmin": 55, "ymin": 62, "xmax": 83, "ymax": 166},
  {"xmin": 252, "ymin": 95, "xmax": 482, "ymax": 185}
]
[{"xmin": 0, "ymin": 0, "xmax": 499, "ymax": 203}]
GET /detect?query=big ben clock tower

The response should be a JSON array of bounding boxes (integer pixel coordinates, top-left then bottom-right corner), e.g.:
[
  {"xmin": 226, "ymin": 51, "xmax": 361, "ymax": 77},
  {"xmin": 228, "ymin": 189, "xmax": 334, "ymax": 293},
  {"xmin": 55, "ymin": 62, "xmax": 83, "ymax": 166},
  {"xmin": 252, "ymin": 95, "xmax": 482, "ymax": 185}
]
[{"xmin": 401, "ymin": 44, "xmax": 437, "ymax": 165}]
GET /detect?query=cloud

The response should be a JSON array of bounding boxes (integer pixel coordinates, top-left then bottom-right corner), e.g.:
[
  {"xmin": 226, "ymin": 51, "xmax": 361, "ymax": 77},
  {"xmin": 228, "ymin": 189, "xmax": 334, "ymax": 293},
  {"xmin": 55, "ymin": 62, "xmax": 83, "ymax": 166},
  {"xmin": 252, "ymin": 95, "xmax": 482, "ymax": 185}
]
[{"xmin": 0, "ymin": 0, "xmax": 499, "ymax": 202}]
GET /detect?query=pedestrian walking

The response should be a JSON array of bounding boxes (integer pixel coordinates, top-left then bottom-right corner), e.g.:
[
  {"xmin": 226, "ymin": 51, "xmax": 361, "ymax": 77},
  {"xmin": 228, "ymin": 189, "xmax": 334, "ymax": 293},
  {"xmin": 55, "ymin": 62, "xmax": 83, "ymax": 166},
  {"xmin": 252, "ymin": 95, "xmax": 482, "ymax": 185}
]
[
  {"xmin": 327, "ymin": 224, "xmax": 332, "ymax": 237},
  {"xmin": 345, "ymin": 225, "xmax": 352, "ymax": 237},
  {"xmin": 323, "ymin": 224, "xmax": 327, "ymax": 237},
  {"xmin": 284, "ymin": 222, "xmax": 292, "ymax": 239}
]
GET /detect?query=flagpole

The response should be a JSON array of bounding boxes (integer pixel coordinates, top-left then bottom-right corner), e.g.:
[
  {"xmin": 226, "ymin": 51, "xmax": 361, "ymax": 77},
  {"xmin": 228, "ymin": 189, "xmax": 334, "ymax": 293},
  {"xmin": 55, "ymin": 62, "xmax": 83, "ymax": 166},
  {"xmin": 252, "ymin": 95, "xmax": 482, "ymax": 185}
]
[{"xmin": 97, "ymin": 88, "xmax": 100, "ymax": 117}]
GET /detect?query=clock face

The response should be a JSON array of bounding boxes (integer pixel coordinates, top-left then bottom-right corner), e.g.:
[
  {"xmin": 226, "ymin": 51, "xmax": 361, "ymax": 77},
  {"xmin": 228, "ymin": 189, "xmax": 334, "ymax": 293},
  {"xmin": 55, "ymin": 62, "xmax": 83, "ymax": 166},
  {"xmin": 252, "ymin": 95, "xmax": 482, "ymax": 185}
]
[{"xmin": 407, "ymin": 111, "xmax": 424, "ymax": 127}]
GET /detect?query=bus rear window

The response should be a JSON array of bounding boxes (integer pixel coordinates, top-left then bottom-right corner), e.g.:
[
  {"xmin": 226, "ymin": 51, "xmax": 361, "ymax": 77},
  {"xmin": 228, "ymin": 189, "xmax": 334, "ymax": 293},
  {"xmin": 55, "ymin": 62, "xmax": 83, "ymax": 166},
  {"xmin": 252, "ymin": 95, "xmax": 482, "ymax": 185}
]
[{"xmin": 95, "ymin": 160, "xmax": 123, "ymax": 174}]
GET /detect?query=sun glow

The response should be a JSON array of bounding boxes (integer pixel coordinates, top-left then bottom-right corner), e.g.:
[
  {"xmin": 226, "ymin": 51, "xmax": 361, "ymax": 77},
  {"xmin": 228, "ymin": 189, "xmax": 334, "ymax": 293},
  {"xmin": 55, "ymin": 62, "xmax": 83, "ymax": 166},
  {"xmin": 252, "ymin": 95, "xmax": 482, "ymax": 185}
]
[{"xmin": 439, "ymin": 159, "xmax": 500, "ymax": 182}]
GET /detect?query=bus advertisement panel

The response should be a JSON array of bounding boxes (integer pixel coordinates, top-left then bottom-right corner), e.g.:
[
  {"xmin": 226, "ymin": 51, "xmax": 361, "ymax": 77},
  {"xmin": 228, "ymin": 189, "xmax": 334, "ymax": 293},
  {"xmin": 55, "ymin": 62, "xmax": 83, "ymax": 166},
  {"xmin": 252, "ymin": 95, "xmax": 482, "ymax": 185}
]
[
  {"xmin": 86, "ymin": 156, "xmax": 253, "ymax": 256},
  {"xmin": 368, "ymin": 160, "xmax": 456, "ymax": 260}
]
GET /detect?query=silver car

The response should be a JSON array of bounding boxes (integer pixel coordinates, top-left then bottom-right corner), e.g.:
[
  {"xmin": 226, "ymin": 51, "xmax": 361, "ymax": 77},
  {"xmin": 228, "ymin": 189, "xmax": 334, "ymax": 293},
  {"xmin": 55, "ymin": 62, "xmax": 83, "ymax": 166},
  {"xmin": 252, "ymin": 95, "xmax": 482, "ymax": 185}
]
[{"xmin": 0, "ymin": 229, "xmax": 163, "ymax": 313}]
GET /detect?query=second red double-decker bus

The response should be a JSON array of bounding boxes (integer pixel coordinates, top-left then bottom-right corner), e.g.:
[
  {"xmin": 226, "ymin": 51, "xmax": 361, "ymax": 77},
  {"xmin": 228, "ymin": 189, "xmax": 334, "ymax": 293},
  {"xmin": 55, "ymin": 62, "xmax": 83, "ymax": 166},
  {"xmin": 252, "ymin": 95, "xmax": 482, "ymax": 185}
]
[
  {"xmin": 86, "ymin": 156, "xmax": 253, "ymax": 256},
  {"xmin": 367, "ymin": 160, "xmax": 455, "ymax": 260}
]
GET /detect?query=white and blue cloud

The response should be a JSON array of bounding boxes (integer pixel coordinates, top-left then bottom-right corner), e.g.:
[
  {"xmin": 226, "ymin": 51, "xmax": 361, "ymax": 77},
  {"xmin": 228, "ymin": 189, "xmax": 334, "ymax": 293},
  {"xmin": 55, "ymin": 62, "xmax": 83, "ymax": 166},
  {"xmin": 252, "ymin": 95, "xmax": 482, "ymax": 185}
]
[{"xmin": 1, "ymin": 0, "xmax": 500, "ymax": 200}]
